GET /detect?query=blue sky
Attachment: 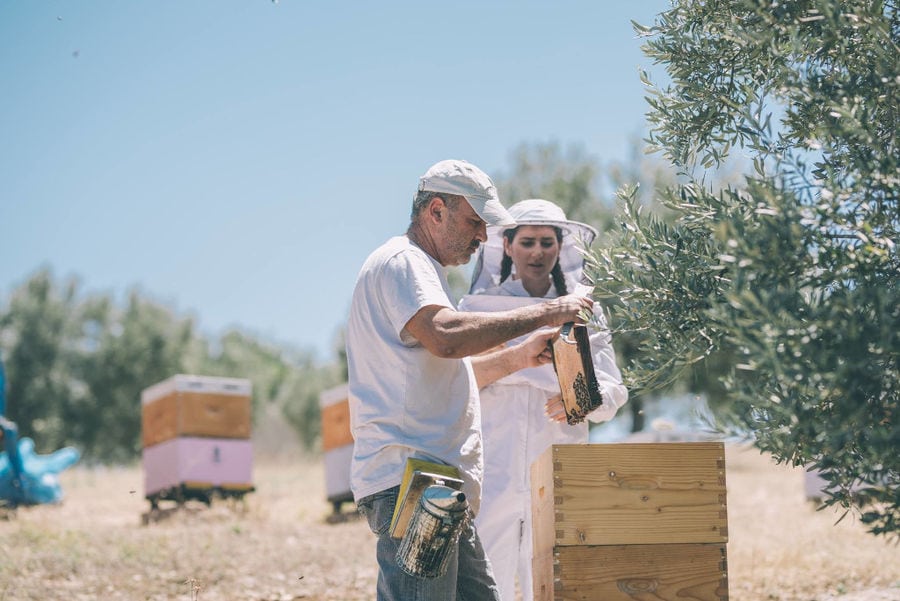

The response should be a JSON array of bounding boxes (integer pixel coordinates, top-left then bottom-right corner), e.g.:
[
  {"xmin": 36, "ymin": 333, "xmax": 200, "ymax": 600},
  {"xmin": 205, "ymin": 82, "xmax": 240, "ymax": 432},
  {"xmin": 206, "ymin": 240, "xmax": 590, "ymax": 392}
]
[{"xmin": 1, "ymin": 1, "xmax": 670, "ymax": 361}]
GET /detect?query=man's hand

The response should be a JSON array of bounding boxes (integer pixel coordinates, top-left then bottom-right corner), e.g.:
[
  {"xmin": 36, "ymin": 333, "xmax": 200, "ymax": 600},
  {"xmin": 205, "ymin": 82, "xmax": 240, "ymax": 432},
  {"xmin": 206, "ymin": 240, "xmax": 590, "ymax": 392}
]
[
  {"xmin": 515, "ymin": 329, "xmax": 556, "ymax": 370},
  {"xmin": 542, "ymin": 294, "xmax": 594, "ymax": 327},
  {"xmin": 471, "ymin": 328, "xmax": 556, "ymax": 390}
]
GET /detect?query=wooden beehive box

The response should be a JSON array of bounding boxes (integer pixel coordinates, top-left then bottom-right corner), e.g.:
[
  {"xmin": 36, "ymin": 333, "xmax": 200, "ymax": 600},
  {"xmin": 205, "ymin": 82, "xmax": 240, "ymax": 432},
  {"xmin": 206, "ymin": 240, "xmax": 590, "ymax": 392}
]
[
  {"xmin": 143, "ymin": 436, "xmax": 254, "ymax": 497},
  {"xmin": 531, "ymin": 442, "xmax": 728, "ymax": 601},
  {"xmin": 319, "ymin": 383, "xmax": 354, "ymax": 510},
  {"xmin": 141, "ymin": 374, "xmax": 252, "ymax": 448},
  {"xmin": 320, "ymin": 383, "xmax": 353, "ymax": 453}
]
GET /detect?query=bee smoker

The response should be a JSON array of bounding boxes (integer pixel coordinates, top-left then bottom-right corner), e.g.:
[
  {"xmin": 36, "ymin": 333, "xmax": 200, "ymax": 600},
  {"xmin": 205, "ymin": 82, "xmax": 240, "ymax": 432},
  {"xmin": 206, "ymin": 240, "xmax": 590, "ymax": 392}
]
[{"xmin": 395, "ymin": 484, "xmax": 469, "ymax": 578}]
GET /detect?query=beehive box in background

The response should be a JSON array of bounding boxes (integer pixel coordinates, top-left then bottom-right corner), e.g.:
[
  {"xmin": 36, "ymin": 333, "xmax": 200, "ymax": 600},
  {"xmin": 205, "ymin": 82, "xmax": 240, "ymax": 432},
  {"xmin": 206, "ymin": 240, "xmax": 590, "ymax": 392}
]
[
  {"xmin": 141, "ymin": 374, "xmax": 253, "ymax": 506},
  {"xmin": 320, "ymin": 383, "xmax": 353, "ymax": 453},
  {"xmin": 141, "ymin": 374, "xmax": 252, "ymax": 448},
  {"xmin": 143, "ymin": 436, "xmax": 254, "ymax": 498},
  {"xmin": 531, "ymin": 442, "xmax": 728, "ymax": 601},
  {"xmin": 319, "ymin": 383, "xmax": 354, "ymax": 513}
]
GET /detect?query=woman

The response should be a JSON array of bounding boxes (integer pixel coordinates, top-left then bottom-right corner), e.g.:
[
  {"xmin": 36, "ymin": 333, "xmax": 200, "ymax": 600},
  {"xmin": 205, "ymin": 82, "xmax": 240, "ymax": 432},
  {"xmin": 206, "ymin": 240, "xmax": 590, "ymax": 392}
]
[{"xmin": 459, "ymin": 198, "xmax": 628, "ymax": 601}]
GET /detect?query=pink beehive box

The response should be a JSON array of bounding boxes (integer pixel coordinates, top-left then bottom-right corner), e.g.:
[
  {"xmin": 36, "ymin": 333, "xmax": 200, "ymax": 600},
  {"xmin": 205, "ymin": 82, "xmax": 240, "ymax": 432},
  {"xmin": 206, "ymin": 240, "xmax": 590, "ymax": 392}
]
[{"xmin": 143, "ymin": 436, "xmax": 253, "ymax": 497}]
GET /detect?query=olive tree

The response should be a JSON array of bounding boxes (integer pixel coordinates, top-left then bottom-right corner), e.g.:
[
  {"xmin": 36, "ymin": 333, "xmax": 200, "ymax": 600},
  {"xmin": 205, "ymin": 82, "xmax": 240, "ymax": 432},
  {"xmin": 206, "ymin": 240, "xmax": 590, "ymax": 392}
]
[{"xmin": 586, "ymin": 0, "xmax": 898, "ymax": 535}]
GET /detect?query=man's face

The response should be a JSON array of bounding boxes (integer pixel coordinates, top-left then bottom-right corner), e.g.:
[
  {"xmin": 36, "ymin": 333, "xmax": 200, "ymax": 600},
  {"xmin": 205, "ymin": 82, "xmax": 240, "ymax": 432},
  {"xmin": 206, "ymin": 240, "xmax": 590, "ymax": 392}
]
[{"xmin": 438, "ymin": 197, "xmax": 488, "ymax": 266}]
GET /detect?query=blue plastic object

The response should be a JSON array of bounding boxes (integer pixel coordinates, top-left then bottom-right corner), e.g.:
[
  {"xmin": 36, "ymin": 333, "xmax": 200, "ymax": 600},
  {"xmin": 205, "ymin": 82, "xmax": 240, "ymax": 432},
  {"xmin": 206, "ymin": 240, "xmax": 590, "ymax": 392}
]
[
  {"xmin": 0, "ymin": 358, "xmax": 81, "ymax": 507},
  {"xmin": 0, "ymin": 356, "xmax": 5, "ymax": 416}
]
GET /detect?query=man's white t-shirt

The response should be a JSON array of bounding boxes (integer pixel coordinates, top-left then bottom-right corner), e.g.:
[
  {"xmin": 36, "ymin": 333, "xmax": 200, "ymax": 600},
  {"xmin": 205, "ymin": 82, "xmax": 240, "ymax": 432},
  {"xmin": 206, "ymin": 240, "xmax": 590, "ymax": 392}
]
[{"xmin": 346, "ymin": 235, "xmax": 483, "ymax": 512}]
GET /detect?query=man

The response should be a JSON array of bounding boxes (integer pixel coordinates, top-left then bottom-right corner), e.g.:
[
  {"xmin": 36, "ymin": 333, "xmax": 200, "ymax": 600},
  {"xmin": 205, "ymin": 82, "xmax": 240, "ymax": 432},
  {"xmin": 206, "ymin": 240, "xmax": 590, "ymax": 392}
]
[{"xmin": 346, "ymin": 159, "xmax": 593, "ymax": 601}]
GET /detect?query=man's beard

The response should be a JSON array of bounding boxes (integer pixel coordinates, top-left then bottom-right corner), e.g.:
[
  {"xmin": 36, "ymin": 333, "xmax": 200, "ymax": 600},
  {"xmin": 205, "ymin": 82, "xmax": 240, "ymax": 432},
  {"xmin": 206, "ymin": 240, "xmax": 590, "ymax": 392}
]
[{"xmin": 448, "ymin": 238, "xmax": 480, "ymax": 266}]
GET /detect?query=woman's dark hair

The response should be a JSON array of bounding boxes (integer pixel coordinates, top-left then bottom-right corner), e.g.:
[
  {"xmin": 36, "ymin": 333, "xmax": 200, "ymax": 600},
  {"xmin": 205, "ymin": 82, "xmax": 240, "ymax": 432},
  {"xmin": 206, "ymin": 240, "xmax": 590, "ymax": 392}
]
[{"xmin": 499, "ymin": 226, "xmax": 568, "ymax": 296}]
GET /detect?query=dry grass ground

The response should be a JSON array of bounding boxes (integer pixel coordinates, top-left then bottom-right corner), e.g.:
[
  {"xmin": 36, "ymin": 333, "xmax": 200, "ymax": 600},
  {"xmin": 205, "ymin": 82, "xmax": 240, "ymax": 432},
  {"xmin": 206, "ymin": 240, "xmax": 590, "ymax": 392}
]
[{"xmin": 0, "ymin": 443, "xmax": 897, "ymax": 601}]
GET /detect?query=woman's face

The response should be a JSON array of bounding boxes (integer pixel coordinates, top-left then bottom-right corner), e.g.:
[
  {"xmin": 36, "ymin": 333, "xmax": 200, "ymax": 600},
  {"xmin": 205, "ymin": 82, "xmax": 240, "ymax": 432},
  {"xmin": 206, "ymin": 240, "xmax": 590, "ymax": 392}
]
[{"xmin": 503, "ymin": 225, "xmax": 561, "ymax": 290}]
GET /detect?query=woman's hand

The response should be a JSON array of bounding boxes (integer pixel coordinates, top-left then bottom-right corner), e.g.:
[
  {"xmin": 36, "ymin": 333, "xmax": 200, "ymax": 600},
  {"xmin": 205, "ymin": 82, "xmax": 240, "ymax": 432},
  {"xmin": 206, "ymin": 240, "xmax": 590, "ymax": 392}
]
[{"xmin": 545, "ymin": 394, "xmax": 568, "ymax": 423}]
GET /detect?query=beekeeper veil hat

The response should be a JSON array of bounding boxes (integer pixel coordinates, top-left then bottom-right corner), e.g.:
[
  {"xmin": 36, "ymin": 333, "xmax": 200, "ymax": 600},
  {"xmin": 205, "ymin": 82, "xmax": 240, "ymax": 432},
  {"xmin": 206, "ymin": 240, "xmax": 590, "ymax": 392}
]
[{"xmin": 468, "ymin": 198, "xmax": 598, "ymax": 294}]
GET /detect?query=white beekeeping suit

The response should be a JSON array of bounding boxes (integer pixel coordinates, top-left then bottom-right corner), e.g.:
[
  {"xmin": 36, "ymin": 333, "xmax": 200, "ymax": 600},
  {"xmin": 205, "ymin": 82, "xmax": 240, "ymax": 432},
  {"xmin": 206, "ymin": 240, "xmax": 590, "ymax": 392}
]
[{"xmin": 458, "ymin": 199, "xmax": 628, "ymax": 601}]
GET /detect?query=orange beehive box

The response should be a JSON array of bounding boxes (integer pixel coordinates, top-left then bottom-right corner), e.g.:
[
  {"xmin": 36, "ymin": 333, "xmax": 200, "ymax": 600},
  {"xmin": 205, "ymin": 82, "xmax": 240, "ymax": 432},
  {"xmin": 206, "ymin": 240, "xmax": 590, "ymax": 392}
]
[
  {"xmin": 141, "ymin": 374, "xmax": 252, "ymax": 448},
  {"xmin": 319, "ymin": 384, "xmax": 354, "ymax": 510},
  {"xmin": 531, "ymin": 442, "xmax": 729, "ymax": 601},
  {"xmin": 320, "ymin": 384, "xmax": 353, "ymax": 452}
]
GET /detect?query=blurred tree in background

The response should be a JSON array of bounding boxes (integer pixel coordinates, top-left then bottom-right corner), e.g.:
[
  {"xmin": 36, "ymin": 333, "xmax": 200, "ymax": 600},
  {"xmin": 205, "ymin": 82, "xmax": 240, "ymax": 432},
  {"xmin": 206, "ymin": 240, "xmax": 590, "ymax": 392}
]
[
  {"xmin": 0, "ymin": 270, "xmax": 83, "ymax": 452},
  {"xmin": 71, "ymin": 291, "xmax": 192, "ymax": 462},
  {"xmin": 499, "ymin": 141, "xmax": 615, "ymax": 231},
  {"xmin": 0, "ymin": 268, "xmax": 337, "ymax": 461},
  {"xmin": 586, "ymin": 0, "xmax": 898, "ymax": 535}
]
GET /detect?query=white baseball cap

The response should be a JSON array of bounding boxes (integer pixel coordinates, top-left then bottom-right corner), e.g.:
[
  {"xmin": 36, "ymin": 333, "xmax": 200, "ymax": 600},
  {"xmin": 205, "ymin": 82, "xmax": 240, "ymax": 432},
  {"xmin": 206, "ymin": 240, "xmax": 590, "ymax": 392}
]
[{"xmin": 418, "ymin": 159, "xmax": 516, "ymax": 227}]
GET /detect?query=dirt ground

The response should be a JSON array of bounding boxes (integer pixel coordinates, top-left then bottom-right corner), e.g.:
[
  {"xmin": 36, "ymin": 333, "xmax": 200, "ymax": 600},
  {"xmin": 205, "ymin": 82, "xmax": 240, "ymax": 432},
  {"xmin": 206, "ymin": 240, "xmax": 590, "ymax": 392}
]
[{"xmin": 0, "ymin": 444, "xmax": 898, "ymax": 600}]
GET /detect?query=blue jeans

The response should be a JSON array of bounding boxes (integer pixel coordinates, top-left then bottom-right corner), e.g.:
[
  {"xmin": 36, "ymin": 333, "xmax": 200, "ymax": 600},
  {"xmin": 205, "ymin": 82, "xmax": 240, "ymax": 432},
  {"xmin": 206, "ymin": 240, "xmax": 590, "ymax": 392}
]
[{"xmin": 357, "ymin": 486, "xmax": 500, "ymax": 601}]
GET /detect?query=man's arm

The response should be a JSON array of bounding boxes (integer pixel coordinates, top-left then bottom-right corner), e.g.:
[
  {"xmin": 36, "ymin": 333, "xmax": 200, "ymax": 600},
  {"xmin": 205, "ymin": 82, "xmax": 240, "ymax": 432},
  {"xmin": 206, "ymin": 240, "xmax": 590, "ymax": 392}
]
[
  {"xmin": 403, "ymin": 294, "xmax": 593, "ymax": 360},
  {"xmin": 470, "ymin": 329, "xmax": 556, "ymax": 389}
]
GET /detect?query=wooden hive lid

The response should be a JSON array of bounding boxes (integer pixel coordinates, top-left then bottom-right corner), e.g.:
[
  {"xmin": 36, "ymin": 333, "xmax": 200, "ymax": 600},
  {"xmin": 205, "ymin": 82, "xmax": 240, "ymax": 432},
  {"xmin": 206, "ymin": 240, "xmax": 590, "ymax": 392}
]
[{"xmin": 141, "ymin": 374, "xmax": 252, "ymax": 405}]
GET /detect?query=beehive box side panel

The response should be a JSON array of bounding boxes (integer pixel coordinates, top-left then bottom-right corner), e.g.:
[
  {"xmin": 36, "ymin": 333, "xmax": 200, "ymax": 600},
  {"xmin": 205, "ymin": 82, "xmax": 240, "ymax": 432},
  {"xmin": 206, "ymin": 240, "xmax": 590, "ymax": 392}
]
[
  {"xmin": 531, "ymin": 550, "xmax": 556, "ymax": 601},
  {"xmin": 531, "ymin": 446, "xmax": 558, "ymax": 573},
  {"xmin": 143, "ymin": 438, "xmax": 181, "ymax": 496},
  {"xmin": 323, "ymin": 443, "xmax": 353, "ymax": 501},
  {"xmin": 553, "ymin": 543, "xmax": 728, "ymax": 601},
  {"xmin": 179, "ymin": 392, "xmax": 252, "ymax": 439},
  {"xmin": 553, "ymin": 443, "xmax": 727, "ymax": 546},
  {"xmin": 174, "ymin": 437, "xmax": 254, "ymax": 488},
  {"xmin": 142, "ymin": 393, "xmax": 179, "ymax": 448},
  {"xmin": 321, "ymin": 398, "xmax": 354, "ymax": 451}
]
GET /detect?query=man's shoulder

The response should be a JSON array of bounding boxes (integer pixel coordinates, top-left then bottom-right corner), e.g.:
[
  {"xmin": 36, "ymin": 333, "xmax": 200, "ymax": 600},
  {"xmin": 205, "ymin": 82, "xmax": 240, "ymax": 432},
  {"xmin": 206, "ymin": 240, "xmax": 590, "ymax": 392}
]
[
  {"xmin": 363, "ymin": 236, "xmax": 433, "ymax": 272},
  {"xmin": 361, "ymin": 235, "xmax": 400, "ymax": 262}
]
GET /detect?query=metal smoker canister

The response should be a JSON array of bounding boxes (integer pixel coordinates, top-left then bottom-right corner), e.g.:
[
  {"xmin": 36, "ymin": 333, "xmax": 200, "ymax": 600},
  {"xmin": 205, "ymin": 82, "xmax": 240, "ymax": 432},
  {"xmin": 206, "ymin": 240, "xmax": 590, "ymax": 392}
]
[{"xmin": 396, "ymin": 484, "xmax": 468, "ymax": 578}]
